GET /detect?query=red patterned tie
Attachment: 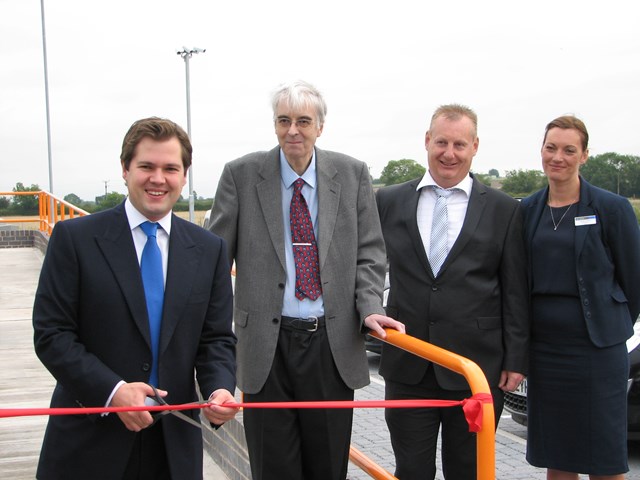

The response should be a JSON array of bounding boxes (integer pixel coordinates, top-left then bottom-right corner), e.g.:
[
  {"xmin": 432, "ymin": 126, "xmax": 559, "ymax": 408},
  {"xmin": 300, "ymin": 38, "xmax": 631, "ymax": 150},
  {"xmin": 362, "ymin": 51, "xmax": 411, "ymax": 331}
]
[{"xmin": 290, "ymin": 178, "xmax": 322, "ymax": 300}]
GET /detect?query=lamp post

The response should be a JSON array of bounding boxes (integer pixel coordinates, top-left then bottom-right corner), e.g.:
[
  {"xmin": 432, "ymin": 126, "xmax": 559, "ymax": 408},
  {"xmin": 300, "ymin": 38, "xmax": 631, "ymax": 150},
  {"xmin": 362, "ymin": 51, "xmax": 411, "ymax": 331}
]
[
  {"xmin": 176, "ymin": 47, "xmax": 205, "ymax": 223},
  {"xmin": 40, "ymin": 0, "xmax": 55, "ymax": 225}
]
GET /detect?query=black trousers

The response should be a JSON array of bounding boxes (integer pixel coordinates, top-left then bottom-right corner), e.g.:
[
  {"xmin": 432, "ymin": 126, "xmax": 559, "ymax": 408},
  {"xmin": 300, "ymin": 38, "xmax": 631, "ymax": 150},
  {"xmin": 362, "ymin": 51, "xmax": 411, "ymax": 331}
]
[
  {"xmin": 385, "ymin": 366, "xmax": 504, "ymax": 480},
  {"xmin": 243, "ymin": 325, "xmax": 354, "ymax": 480},
  {"xmin": 122, "ymin": 420, "xmax": 171, "ymax": 480}
]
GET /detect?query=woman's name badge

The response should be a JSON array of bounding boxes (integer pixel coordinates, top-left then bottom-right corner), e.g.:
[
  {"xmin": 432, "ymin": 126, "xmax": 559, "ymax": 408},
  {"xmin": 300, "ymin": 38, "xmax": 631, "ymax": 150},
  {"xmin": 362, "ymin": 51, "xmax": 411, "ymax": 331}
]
[{"xmin": 574, "ymin": 215, "xmax": 597, "ymax": 226}]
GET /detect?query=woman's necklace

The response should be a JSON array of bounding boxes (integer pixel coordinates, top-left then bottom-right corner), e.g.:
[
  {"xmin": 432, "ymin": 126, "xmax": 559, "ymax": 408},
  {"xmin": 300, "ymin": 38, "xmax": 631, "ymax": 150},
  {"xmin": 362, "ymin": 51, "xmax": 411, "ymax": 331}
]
[{"xmin": 549, "ymin": 203, "xmax": 575, "ymax": 231}]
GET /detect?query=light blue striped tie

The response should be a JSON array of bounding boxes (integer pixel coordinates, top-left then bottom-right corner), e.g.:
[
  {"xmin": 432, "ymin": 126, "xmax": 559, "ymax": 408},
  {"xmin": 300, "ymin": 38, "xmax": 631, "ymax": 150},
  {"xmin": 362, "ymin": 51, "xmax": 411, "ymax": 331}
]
[
  {"xmin": 139, "ymin": 221, "xmax": 164, "ymax": 386},
  {"xmin": 429, "ymin": 186, "xmax": 455, "ymax": 276}
]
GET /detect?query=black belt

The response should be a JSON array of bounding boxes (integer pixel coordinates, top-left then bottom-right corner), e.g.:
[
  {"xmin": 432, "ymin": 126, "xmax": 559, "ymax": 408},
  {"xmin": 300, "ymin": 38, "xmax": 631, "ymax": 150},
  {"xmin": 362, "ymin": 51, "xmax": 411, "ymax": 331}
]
[{"xmin": 281, "ymin": 315, "xmax": 325, "ymax": 332}]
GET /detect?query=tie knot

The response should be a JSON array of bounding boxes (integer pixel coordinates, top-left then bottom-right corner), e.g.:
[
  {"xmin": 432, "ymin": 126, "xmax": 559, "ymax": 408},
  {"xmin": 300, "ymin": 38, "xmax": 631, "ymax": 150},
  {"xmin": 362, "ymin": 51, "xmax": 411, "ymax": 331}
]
[
  {"xmin": 432, "ymin": 186, "xmax": 456, "ymax": 199},
  {"xmin": 293, "ymin": 178, "xmax": 305, "ymax": 194},
  {"xmin": 140, "ymin": 221, "xmax": 159, "ymax": 238}
]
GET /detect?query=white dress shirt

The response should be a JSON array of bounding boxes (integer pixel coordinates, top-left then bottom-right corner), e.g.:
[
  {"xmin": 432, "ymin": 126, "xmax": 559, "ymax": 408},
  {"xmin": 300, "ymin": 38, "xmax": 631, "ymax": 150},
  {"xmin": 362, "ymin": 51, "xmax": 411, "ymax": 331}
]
[
  {"xmin": 416, "ymin": 172, "xmax": 472, "ymax": 259},
  {"xmin": 105, "ymin": 198, "xmax": 173, "ymax": 410}
]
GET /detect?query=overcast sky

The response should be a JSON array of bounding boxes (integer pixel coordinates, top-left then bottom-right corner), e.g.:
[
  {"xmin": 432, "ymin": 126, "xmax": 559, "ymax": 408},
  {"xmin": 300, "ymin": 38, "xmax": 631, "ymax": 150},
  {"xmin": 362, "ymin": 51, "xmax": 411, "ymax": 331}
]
[{"xmin": 1, "ymin": 0, "xmax": 639, "ymax": 201}]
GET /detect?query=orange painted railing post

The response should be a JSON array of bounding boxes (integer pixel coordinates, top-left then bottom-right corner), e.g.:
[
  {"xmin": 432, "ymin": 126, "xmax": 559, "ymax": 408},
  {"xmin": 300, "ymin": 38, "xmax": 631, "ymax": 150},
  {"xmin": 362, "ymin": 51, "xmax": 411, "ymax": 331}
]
[
  {"xmin": 349, "ymin": 445, "xmax": 397, "ymax": 480},
  {"xmin": 349, "ymin": 329, "xmax": 495, "ymax": 480},
  {"xmin": 0, "ymin": 191, "xmax": 89, "ymax": 234}
]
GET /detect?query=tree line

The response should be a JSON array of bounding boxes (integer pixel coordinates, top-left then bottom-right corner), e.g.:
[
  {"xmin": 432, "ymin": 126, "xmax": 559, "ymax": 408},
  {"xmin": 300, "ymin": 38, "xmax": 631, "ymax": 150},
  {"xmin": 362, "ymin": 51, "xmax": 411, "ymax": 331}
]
[
  {"xmin": 4, "ymin": 152, "xmax": 639, "ymax": 217},
  {"xmin": 376, "ymin": 153, "xmax": 640, "ymax": 197},
  {"xmin": 0, "ymin": 183, "xmax": 213, "ymax": 216}
]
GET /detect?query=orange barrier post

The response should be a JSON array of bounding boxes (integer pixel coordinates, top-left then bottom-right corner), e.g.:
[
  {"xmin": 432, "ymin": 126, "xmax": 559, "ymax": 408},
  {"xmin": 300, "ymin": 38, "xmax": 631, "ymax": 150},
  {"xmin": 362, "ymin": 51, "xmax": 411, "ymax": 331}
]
[
  {"xmin": 357, "ymin": 329, "xmax": 496, "ymax": 480},
  {"xmin": 349, "ymin": 445, "xmax": 397, "ymax": 480}
]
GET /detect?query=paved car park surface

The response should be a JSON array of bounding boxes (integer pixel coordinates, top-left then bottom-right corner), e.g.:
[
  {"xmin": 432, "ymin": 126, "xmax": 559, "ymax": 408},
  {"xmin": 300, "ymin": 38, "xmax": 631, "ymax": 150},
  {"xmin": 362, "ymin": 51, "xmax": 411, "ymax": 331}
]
[{"xmin": 352, "ymin": 352, "xmax": 640, "ymax": 480}]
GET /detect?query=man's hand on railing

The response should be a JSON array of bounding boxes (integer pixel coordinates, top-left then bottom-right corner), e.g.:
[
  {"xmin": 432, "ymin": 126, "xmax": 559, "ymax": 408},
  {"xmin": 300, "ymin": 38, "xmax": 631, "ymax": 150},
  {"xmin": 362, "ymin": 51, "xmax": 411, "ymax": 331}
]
[
  {"xmin": 364, "ymin": 314, "xmax": 405, "ymax": 339},
  {"xmin": 498, "ymin": 370, "xmax": 525, "ymax": 392}
]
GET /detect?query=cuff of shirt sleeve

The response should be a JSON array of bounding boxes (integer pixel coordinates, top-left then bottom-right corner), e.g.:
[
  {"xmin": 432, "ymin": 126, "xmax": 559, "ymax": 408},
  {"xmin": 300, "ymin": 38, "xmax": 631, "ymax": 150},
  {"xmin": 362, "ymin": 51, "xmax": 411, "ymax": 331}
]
[{"xmin": 102, "ymin": 380, "xmax": 126, "ymax": 417}]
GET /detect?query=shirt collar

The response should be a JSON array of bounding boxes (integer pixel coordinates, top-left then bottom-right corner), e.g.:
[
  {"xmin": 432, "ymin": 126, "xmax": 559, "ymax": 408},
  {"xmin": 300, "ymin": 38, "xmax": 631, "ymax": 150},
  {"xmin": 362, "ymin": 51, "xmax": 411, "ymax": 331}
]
[
  {"xmin": 416, "ymin": 171, "xmax": 472, "ymax": 197},
  {"xmin": 279, "ymin": 148, "xmax": 317, "ymax": 189},
  {"xmin": 124, "ymin": 197, "xmax": 172, "ymax": 234}
]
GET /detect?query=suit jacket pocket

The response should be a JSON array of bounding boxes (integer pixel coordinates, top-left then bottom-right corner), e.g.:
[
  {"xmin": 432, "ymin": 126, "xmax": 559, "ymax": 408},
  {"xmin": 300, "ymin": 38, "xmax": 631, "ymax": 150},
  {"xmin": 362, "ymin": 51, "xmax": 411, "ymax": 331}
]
[
  {"xmin": 477, "ymin": 316, "xmax": 501, "ymax": 330},
  {"xmin": 234, "ymin": 308, "xmax": 248, "ymax": 328},
  {"xmin": 611, "ymin": 287, "xmax": 628, "ymax": 304}
]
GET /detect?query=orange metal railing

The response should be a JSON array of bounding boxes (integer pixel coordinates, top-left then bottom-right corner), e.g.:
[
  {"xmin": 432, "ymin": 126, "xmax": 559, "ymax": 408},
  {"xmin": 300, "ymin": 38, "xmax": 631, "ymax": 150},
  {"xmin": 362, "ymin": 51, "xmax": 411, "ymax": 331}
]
[
  {"xmin": 348, "ymin": 328, "xmax": 495, "ymax": 480},
  {"xmin": 0, "ymin": 191, "xmax": 89, "ymax": 234}
]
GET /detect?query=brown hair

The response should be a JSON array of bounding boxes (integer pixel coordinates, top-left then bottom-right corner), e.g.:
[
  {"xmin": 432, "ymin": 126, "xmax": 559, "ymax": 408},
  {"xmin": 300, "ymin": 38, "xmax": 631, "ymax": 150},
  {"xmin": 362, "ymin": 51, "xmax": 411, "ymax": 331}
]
[
  {"xmin": 543, "ymin": 115, "xmax": 589, "ymax": 151},
  {"xmin": 120, "ymin": 117, "xmax": 192, "ymax": 171}
]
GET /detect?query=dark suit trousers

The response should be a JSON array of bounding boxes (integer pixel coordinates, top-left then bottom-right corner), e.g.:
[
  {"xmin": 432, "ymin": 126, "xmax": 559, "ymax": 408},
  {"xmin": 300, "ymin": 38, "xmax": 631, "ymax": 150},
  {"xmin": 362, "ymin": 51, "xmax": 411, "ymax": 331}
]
[
  {"xmin": 385, "ymin": 366, "xmax": 504, "ymax": 480},
  {"xmin": 243, "ymin": 325, "xmax": 354, "ymax": 480},
  {"xmin": 122, "ymin": 421, "xmax": 171, "ymax": 480}
]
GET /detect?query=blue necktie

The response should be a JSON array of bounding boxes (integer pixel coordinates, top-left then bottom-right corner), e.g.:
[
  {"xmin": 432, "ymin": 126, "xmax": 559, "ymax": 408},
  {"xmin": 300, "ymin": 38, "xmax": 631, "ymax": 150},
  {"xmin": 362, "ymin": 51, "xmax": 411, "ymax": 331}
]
[
  {"xmin": 429, "ymin": 186, "xmax": 455, "ymax": 277},
  {"xmin": 139, "ymin": 221, "xmax": 164, "ymax": 386}
]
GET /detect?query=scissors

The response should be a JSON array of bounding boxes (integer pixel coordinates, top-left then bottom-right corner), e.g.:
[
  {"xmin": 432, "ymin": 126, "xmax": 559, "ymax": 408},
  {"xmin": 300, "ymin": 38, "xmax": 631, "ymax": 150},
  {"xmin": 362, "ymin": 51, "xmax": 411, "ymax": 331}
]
[{"xmin": 147, "ymin": 385, "xmax": 205, "ymax": 429}]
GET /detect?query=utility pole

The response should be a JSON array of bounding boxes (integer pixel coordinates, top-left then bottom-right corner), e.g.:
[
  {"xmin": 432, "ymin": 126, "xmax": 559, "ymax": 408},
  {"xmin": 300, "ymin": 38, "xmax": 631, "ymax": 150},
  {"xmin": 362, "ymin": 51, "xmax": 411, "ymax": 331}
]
[
  {"xmin": 40, "ymin": 0, "xmax": 53, "ymax": 194},
  {"xmin": 176, "ymin": 47, "xmax": 205, "ymax": 223}
]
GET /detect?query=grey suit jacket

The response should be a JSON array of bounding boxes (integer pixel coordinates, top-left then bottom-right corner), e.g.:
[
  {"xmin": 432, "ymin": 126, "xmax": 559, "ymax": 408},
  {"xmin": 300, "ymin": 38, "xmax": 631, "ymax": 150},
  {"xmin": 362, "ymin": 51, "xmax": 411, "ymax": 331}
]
[
  {"xmin": 377, "ymin": 175, "xmax": 529, "ymax": 390},
  {"xmin": 209, "ymin": 146, "xmax": 386, "ymax": 393}
]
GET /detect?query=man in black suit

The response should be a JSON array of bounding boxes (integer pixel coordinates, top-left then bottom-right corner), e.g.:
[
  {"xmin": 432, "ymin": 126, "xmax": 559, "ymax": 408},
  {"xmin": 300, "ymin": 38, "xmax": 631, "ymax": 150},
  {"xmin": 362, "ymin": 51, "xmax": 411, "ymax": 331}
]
[
  {"xmin": 33, "ymin": 117, "xmax": 238, "ymax": 480},
  {"xmin": 376, "ymin": 104, "xmax": 529, "ymax": 480}
]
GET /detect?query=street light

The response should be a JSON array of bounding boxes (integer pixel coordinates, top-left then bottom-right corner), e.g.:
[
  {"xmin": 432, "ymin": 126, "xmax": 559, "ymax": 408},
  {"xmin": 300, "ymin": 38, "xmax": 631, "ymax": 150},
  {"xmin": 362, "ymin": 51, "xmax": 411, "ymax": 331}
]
[
  {"xmin": 40, "ymin": 0, "xmax": 55, "ymax": 226},
  {"xmin": 176, "ymin": 47, "xmax": 205, "ymax": 223}
]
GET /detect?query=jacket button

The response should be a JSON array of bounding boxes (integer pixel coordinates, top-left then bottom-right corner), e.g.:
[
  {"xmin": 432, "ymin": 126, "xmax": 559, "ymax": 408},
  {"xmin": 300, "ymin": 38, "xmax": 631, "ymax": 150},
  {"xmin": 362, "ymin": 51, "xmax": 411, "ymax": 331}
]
[
  {"xmin": 142, "ymin": 362, "xmax": 150, "ymax": 372},
  {"xmin": 272, "ymin": 318, "xmax": 279, "ymax": 324},
  {"xmin": 431, "ymin": 285, "xmax": 438, "ymax": 292},
  {"xmin": 278, "ymin": 283, "xmax": 285, "ymax": 289}
]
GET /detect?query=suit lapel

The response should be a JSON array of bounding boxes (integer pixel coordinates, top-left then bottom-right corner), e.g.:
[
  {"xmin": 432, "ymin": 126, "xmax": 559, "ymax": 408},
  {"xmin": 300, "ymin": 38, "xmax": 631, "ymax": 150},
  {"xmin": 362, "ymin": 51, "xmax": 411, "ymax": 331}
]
[
  {"xmin": 316, "ymin": 149, "xmax": 340, "ymax": 270},
  {"xmin": 403, "ymin": 181, "xmax": 432, "ymax": 276},
  {"xmin": 94, "ymin": 204, "xmax": 151, "ymax": 347},
  {"xmin": 574, "ymin": 178, "xmax": 594, "ymax": 262},
  {"xmin": 160, "ymin": 216, "xmax": 200, "ymax": 356},
  {"xmin": 521, "ymin": 187, "xmax": 548, "ymax": 287},
  {"xmin": 256, "ymin": 148, "xmax": 287, "ymax": 271},
  {"xmin": 523, "ymin": 187, "xmax": 547, "ymax": 248}
]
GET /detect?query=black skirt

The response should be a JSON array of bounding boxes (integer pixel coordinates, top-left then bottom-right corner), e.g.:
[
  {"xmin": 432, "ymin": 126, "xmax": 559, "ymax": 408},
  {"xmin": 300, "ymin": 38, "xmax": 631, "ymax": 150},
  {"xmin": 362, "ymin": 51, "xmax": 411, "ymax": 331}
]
[{"xmin": 526, "ymin": 295, "xmax": 629, "ymax": 475}]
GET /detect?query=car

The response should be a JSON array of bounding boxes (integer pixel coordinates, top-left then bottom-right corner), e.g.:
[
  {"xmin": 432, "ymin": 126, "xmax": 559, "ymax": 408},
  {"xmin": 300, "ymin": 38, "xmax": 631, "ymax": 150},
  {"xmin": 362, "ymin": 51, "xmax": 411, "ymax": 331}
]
[{"xmin": 504, "ymin": 321, "xmax": 640, "ymax": 439}]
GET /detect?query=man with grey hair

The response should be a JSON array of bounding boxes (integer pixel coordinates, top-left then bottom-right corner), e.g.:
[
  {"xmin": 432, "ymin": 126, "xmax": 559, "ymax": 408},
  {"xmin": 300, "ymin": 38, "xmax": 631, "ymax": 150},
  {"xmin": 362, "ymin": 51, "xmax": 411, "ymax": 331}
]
[{"xmin": 209, "ymin": 80, "xmax": 403, "ymax": 480}]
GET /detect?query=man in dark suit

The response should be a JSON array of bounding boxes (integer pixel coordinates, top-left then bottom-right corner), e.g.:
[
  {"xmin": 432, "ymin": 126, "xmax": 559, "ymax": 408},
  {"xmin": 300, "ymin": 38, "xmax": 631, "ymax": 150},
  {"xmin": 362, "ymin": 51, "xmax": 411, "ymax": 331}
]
[
  {"xmin": 33, "ymin": 117, "xmax": 238, "ymax": 480},
  {"xmin": 376, "ymin": 104, "xmax": 529, "ymax": 480},
  {"xmin": 208, "ymin": 80, "xmax": 404, "ymax": 480}
]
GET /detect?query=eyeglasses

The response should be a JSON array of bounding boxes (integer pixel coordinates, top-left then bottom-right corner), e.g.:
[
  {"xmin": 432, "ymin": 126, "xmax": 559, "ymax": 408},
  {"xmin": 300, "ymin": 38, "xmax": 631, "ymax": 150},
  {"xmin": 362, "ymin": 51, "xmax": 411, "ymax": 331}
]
[{"xmin": 276, "ymin": 117, "xmax": 314, "ymax": 129}]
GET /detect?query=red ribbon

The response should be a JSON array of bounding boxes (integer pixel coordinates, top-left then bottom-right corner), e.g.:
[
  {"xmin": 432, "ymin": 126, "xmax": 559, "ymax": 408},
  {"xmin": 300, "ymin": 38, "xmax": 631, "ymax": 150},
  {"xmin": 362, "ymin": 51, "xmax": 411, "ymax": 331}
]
[{"xmin": 0, "ymin": 393, "xmax": 493, "ymax": 433}]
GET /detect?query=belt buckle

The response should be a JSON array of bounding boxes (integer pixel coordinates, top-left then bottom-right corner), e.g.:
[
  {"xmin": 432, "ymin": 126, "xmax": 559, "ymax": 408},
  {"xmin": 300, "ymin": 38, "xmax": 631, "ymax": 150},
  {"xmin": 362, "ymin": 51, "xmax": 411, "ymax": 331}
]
[{"xmin": 307, "ymin": 316, "xmax": 318, "ymax": 332}]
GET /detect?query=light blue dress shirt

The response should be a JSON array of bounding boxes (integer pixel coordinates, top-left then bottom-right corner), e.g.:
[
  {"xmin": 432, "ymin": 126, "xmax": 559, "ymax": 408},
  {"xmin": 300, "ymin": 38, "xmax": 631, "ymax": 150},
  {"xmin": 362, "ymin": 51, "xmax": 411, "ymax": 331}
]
[{"xmin": 279, "ymin": 149, "xmax": 325, "ymax": 319}]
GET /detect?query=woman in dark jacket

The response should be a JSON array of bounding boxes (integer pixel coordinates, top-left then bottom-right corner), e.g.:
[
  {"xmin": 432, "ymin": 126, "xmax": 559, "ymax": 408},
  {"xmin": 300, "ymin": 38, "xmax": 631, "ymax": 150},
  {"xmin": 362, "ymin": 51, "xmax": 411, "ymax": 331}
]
[{"xmin": 520, "ymin": 115, "xmax": 640, "ymax": 480}]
